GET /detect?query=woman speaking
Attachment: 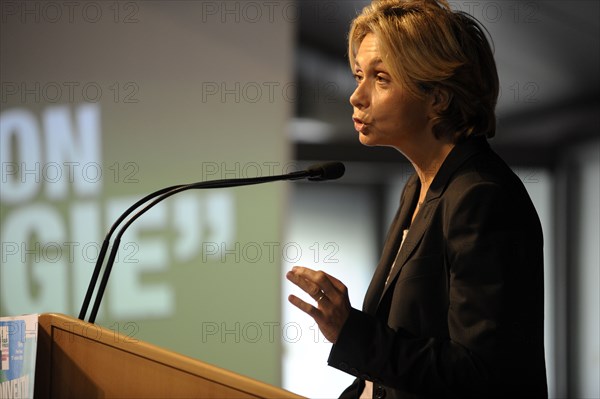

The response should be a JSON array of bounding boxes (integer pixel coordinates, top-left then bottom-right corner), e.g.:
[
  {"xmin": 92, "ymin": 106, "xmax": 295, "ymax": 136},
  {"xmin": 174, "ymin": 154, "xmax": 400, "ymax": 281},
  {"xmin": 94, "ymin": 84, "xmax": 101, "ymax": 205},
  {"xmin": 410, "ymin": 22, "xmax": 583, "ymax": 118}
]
[{"xmin": 286, "ymin": 1, "xmax": 548, "ymax": 398}]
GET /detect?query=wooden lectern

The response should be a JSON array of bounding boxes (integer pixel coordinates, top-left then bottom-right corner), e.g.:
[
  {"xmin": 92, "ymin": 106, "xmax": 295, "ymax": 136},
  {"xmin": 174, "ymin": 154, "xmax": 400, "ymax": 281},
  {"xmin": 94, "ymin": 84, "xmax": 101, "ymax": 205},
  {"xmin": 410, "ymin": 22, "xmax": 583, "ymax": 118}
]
[{"xmin": 34, "ymin": 313, "xmax": 304, "ymax": 398}]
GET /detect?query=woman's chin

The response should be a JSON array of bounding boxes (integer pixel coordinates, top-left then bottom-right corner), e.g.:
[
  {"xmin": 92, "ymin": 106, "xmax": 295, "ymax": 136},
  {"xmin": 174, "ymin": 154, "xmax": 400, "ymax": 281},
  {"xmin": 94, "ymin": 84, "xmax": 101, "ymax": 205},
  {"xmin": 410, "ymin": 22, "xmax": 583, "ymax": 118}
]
[{"xmin": 358, "ymin": 132, "xmax": 377, "ymax": 147}]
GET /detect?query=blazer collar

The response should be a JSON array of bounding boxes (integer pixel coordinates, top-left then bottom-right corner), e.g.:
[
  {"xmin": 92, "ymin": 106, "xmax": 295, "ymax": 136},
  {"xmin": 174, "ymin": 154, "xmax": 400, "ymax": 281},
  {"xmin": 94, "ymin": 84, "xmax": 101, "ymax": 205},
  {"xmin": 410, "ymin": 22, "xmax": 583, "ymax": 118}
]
[
  {"xmin": 424, "ymin": 136, "xmax": 490, "ymax": 203},
  {"xmin": 377, "ymin": 137, "xmax": 491, "ymax": 302}
]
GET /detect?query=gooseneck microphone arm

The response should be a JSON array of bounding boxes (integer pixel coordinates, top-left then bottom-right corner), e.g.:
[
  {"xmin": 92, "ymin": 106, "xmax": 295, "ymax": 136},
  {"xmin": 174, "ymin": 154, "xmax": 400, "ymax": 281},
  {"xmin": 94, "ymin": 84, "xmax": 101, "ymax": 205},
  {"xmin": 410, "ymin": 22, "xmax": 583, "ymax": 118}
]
[
  {"xmin": 78, "ymin": 184, "xmax": 186, "ymax": 321},
  {"xmin": 79, "ymin": 162, "xmax": 345, "ymax": 323}
]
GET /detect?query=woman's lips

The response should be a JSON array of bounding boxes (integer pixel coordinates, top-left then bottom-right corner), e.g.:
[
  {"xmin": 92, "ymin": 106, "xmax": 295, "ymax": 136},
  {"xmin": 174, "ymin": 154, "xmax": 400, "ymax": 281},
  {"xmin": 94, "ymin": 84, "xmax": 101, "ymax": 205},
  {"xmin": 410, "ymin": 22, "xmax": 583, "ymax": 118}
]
[{"xmin": 353, "ymin": 117, "xmax": 366, "ymax": 132}]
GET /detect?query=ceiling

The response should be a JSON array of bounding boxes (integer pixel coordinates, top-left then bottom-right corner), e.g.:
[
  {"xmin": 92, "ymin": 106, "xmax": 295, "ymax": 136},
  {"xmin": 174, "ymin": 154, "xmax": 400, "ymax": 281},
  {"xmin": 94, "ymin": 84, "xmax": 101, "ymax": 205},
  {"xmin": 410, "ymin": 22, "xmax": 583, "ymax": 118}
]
[{"xmin": 291, "ymin": 0, "xmax": 600, "ymax": 167}]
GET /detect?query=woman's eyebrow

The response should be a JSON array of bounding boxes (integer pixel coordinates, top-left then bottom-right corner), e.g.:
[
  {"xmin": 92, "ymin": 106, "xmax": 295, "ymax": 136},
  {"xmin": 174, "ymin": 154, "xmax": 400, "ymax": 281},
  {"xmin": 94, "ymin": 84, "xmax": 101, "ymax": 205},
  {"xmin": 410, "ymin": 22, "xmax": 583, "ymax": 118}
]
[{"xmin": 354, "ymin": 58, "xmax": 384, "ymax": 70}]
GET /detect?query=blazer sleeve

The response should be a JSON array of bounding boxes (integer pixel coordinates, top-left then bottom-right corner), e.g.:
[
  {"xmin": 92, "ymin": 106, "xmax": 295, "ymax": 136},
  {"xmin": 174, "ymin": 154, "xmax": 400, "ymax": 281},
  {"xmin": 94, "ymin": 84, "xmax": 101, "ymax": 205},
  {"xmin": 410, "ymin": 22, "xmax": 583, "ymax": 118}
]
[
  {"xmin": 328, "ymin": 180, "xmax": 545, "ymax": 397},
  {"xmin": 337, "ymin": 378, "xmax": 363, "ymax": 399}
]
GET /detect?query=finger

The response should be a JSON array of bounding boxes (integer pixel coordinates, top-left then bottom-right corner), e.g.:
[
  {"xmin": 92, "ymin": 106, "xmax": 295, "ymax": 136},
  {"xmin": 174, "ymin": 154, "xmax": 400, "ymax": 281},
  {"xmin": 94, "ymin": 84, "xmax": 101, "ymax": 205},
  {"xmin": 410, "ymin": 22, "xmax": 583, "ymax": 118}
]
[
  {"xmin": 286, "ymin": 268, "xmax": 324, "ymax": 300},
  {"xmin": 287, "ymin": 294, "xmax": 321, "ymax": 318},
  {"xmin": 323, "ymin": 272, "xmax": 347, "ymax": 292},
  {"xmin": 322, "ymin": 274, "xmax": 349, "ymax": 304},
  {"xmin": 291, "ymin": 266, "xmax": 337, "ymax": 296}
]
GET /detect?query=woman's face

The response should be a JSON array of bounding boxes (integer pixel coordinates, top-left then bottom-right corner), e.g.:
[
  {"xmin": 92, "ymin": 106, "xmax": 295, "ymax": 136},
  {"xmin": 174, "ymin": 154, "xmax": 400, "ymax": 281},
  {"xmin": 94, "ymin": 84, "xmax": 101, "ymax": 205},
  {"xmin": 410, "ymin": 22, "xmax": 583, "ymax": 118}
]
[{"xmin": 350, "ymin": 33, "xmax": 432, "ymax": 149}]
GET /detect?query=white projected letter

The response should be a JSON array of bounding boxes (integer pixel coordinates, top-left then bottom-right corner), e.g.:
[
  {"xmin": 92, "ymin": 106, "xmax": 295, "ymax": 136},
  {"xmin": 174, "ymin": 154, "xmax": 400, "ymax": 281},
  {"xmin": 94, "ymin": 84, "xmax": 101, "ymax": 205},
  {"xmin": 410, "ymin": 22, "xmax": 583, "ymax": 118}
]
[
  {"xmin": 107, "ymin": 197, "xmax": 174, "ymax": 319},
  {"xmin": 43, "ymin": 103, "xmax": 102, "ymax": 200},
  {"xmin": 206, "ymin": 191, "xmax": 235, "ymax": 245},
  {"xmin": 0, "ymin": 204, "xmax": 68, "ymax": 314},
  {"xmin": 173, "ymin": 192, "xmax": 235, "ymax": 262},
  {"xmin": 0, "ymin": 108, "xmax": 42, "ymax": 204},
  {"xmin": 69, "ymin": 201, "xmax": 102, "ymax": 308}
]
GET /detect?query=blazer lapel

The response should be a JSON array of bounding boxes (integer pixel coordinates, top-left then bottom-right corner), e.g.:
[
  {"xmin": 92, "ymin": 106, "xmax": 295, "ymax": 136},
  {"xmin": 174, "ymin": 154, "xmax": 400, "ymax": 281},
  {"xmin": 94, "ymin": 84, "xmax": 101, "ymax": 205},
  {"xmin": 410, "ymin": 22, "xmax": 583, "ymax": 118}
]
[
  {"xmin": 363, "ymin": 175, "xmax": 419, "ymax": 315},
  {"xmin": 376, "ymin": 137, "xmax": 491, "ymax": 306},
  {"xmin": 380, "ymin": 198, "xmax": 438, "ymax": 299}
]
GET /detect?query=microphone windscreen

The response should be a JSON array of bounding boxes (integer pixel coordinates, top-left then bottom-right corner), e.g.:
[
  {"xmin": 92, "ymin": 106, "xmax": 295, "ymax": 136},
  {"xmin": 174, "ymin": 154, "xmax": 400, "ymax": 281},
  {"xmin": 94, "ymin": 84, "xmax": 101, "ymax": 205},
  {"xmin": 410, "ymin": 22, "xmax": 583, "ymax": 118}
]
[{"xmin": 307, "ymin": 162, "xmax": 345, "ymax": 181}]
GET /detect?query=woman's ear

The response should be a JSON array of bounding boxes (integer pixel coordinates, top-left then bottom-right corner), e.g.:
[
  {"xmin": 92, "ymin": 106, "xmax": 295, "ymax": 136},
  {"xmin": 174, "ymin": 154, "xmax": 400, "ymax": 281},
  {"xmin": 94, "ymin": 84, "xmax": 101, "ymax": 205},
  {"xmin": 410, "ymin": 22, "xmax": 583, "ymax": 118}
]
[{"xmin": 431, "ymin": 86, "xmax": 452, "ymax": 114}]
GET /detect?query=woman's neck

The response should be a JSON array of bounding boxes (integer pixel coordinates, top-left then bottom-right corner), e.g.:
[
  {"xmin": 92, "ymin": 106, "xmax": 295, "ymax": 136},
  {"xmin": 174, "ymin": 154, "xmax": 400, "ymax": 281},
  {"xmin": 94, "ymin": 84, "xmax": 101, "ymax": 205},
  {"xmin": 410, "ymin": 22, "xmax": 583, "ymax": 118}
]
[{"xmin": 400, "ymin": 137, "xmax": 455, "ymax": 202}]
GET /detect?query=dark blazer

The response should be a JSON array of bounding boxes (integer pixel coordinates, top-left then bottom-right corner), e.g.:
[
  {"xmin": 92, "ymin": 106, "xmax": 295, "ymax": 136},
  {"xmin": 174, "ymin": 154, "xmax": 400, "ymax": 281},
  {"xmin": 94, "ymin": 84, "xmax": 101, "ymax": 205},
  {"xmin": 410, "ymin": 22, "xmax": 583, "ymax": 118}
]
[{"xmin": 328, "ymin": 137, "xmax": 548, "ymax": 399}]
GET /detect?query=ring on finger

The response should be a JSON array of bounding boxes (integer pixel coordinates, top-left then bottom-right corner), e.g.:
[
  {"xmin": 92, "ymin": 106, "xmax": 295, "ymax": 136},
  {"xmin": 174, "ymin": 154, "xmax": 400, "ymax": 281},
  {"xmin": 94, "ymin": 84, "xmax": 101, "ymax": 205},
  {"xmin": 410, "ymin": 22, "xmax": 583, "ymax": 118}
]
[{"xmin": 316, "ymin": 290, "xmax": 326, "ymax": 302}]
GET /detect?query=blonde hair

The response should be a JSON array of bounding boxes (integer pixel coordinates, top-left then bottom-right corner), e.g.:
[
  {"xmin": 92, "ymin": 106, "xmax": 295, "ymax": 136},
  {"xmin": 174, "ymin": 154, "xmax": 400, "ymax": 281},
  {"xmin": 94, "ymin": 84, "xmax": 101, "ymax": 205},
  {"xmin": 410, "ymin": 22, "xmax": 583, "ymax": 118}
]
[{"xmin": 348, "ymin": 0, "xmax": 499, "ymax": 141}]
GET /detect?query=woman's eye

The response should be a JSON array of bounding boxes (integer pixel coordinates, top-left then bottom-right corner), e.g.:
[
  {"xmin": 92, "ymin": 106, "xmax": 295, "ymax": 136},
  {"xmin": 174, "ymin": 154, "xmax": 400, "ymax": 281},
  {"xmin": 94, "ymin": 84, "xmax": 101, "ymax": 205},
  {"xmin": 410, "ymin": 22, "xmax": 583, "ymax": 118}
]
[{"xmin": 354, "ymin": 74, "xmax": 363, "ymax": 83}]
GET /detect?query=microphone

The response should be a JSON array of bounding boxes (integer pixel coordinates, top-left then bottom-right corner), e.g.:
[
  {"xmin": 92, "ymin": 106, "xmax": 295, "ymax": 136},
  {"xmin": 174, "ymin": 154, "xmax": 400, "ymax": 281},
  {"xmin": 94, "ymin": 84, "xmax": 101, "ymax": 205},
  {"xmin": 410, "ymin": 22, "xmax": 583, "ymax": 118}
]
[
  {"xmin": 79, "ymin": 161, "xmax": 345, "ymax": 323},
  {"xmin": 306, "ymin": 162, "xmax": 345, "ymax": 181}
]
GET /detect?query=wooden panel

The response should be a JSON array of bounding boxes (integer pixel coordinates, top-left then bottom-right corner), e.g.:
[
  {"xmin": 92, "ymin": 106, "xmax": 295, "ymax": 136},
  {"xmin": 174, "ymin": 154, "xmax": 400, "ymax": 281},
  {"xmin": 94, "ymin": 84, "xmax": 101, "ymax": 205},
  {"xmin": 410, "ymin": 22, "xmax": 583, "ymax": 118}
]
[{"xmin": 34, "ymin": 314, "xmax": 303, "ymax": 399}]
